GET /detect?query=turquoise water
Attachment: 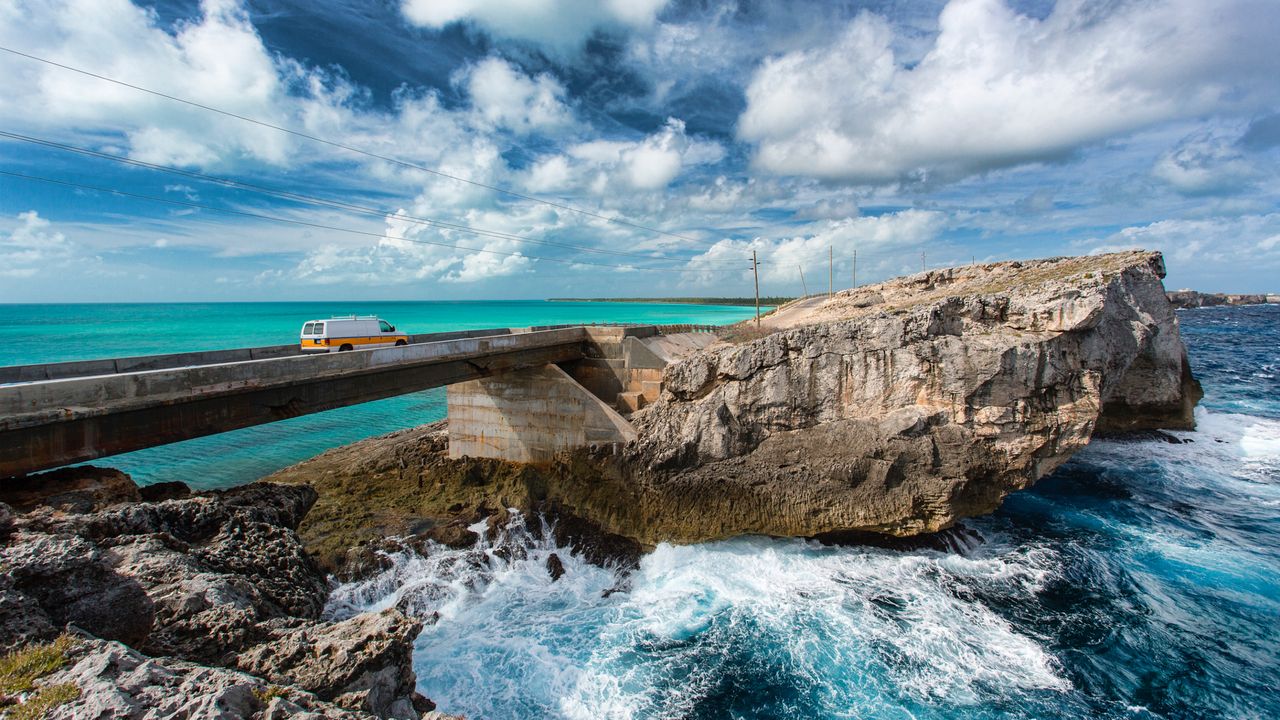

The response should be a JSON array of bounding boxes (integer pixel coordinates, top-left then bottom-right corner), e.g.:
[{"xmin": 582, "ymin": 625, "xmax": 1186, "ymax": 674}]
[{"xmin": 0, "ymin": 301, "xmax": 761, "ymax": 486}]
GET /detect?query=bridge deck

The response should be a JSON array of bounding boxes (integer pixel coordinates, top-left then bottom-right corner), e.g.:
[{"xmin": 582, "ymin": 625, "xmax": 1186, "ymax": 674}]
[{"xmin": 0, "ymin": 327, "xmax": 588, "ymax": 478}]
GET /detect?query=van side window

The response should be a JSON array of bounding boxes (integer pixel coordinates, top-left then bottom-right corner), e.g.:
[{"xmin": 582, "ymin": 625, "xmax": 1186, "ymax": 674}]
[{"xmin": 379, "ymin": 321, "xmax": 393, "ymax": 332}]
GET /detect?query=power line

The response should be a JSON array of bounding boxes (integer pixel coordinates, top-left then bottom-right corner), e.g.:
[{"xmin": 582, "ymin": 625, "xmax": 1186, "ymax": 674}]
[
  {"xmin": 0, "ymin": 45, "xmax": 707, "ymax": 246},
  {"xmin": 0, "ymin": 129, "xmax": 718, "ymax": 265},
  {"xmin": 0, "ymin": 170, "xmax": 742, "ymax": 274}
]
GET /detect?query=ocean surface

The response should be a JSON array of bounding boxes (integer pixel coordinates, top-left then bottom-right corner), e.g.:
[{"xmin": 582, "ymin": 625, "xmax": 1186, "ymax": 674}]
[
  {"xmin": 4, "ymin": 302, "xmax": 1278, "ymax": 718},
  {"xmin": 0, "ymin": 300, "xmax": 762, "ymax": 486},
  {"xmin": 326, "ymin": 305, "xmax": 1280, "ymax": 719}
]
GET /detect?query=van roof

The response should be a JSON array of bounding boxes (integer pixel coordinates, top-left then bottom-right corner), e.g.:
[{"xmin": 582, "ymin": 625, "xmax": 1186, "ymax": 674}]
[{"xmin": 302, "ymin": 316, "xmax": 382, "ymax": 323}]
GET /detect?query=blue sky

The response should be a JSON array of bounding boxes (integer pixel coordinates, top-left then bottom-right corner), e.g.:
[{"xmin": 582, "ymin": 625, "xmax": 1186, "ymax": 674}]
[{"xmin": 1, "ymin": 0, "xmax": 1278, "ymax": 302}]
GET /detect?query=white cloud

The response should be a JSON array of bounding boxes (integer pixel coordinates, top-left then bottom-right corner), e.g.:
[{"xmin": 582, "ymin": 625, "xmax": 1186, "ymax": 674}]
[
  {"xmin": 0, "ymin": 211, "xmax": 73, "ymax": 277},
  {"xmin": 291, "ymin": 202, "xmax": 553, "ymax": 285},
  {"xmin": 685, "ymin": 209, "xmax": 947, "ymax": 284},
  {"xmin": 738, "ymin": 0, "xmax": 1280, "ymax": 184},
  {"xmin": 401, "ymin": 0, "xmax": 670, "ymax": 51},
  {"xmin": 1152, "ymin": 130, "xmax": 1259, "ymax": 196},
  {"xmin": 460, "ymin": 56, "xmax": 573, "ymax": 133},
  {"xmin": 0, "ymin": 0, "xmax": 293, "ymax": 166},
  {"xmin": 550, "ymin": 118, "xmax": 724, "ymax": 194},
  {"xmin": 0, "ymin": 0, "xmax": 502, "ymax": 181},
  {"xmin": 1079, "ymin": 214, "xmax": 1280, "ymax": 289}
]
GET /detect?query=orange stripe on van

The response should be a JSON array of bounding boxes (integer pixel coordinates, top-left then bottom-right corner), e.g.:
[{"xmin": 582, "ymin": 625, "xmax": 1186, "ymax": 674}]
[{"xmin": 299, "ymin": 335, "xmax": 408, "ymax": 348}]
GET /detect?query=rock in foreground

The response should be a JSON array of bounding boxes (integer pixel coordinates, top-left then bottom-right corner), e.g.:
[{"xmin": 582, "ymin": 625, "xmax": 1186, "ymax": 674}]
[{"xmin": 0, "ymin": 470, "xmax": 434, "ymax": 718}]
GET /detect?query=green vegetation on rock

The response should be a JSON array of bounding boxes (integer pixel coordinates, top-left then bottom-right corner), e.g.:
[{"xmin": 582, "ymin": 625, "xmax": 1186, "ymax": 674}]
[{"xmin": 0, "ymin": 634, "xmax": 79, "ymax": 718}]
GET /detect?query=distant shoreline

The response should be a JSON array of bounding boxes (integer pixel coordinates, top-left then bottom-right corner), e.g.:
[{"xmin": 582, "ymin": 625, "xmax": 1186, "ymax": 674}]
[{"xmin": 547, "ymin": 297, "xmax": 794, "ymax": 307}]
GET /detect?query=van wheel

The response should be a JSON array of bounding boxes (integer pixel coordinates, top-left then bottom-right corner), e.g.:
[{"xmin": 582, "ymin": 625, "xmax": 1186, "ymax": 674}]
[
  {"xmin": 339, "ymin": 344, "xmax": 353, "ymax": 352},
  {"xmin": 395, "ymin": 339, "xmax": 407, "ymax": 346}
]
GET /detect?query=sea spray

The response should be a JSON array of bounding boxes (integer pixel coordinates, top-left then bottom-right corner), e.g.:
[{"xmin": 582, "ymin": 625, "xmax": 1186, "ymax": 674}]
[{"xmin": 330, "ymin": 514, "xmax": 1077, "ymax": 719}]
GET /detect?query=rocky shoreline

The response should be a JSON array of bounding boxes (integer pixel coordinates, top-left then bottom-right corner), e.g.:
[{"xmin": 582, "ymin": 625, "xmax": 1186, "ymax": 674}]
[
  {"xmin": 1165, "ymin": 289, "xmax": 1279, "ymax": 308},
  {"xmin": 0, "ymin": 250, "xmax": 1205, "ymax": 718},
  {"xmin": 0, "ymin": 468, "xmax": 454, "ymax": 719}
]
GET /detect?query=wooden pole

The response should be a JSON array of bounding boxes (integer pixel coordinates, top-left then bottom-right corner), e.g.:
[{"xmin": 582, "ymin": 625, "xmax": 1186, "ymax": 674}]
[
  {"xmin": 921, "ymin": 251, "xmax": 926, "ymax": 272},
  {"xmin": 852, "ymin": 249, "xmax": 857, "ymax": 288},
  {"xmin": 752, "ymin": 250, "xmax": 760, "ymax": 326},
  {"xmin": 798, "ymin": 265, "xmax": 808, "ymax": 297},
  {"xmin": 828, "ymin": 245, "xmax": 833, "ymax": 296}
]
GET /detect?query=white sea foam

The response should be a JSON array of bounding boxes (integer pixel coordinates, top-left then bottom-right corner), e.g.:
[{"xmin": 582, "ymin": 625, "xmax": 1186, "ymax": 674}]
[{"xmin": 330, "ymin": 517, "xmax": 1070, "ymax": 719}]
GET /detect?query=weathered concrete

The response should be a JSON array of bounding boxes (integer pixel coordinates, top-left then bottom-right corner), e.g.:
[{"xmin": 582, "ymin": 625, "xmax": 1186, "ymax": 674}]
[
  {"xmin": 559, "ymin": 330, "xmax": 722, "ymax": 414},
  {"xmin": 447, "ymin": 364, "xmax": 636, "ymax": 462},
  {"xmin": 0, "ymin": 329, "xmax": 588, "ymax": 478}
]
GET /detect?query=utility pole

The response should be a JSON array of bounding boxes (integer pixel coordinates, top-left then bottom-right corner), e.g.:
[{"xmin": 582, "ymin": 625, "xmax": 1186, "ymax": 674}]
[
  {"xmin": 828, "ymin": 245, "xmax": 833, "ymax": 297},
  {"xmin": 921, "ymin": 251, "xmax": 926, "ymax": 272},
  {"xmin": 852, "ymin": 249, "xmax": 857, "ymax": 288},
  {"xmin": 798, "ymin": 265, "xmax": 808, "ymax": 297},
  {"xmin": 751, "ymin": 250, "xmax": 761, "ymax": 326}
]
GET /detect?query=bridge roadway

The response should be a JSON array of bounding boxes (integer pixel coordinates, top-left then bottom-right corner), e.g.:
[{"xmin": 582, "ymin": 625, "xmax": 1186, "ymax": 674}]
[{"xmin": 0, "ymin": 326, "xmax": 590, "ymax": 478}]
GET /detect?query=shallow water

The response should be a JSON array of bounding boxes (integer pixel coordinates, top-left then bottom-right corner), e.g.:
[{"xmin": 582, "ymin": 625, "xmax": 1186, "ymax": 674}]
[
  {"xmin": 0, "ymin": 300, "xmax": 760, "ymax": 486},
  {"xmin": 330, "ymin": 305, "xmax": 1280, "ymax": 719}
]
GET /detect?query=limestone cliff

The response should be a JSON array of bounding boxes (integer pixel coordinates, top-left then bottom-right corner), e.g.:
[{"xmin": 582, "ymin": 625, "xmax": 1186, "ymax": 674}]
[
  {"xmin": 271, "ymin": 251, "xmax": 1201, "ymax": 557},
  {"xmin": 609, "ymin": 251, "xmax": 1201, "ymax": 540}
]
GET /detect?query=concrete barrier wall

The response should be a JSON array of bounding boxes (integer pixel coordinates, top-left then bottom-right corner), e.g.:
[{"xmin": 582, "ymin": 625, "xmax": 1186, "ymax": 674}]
[
  {"xmin": 447, "ymin": 364, "xmax": 636, "ymax": 462},
  {"xmin": 0, "ymin": 327, "xmax": 518, "ymax": 384}
]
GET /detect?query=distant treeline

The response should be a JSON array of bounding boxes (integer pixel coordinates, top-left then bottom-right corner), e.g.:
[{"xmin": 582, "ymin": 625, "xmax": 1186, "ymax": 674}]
[{"xmin": 548, "ymin": 297, "xmax": 795, "ymax": 306}]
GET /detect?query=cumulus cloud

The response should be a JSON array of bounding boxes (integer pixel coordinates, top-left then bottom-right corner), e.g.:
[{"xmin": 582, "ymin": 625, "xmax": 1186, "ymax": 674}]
[
  {"xmin": 738, "ymin": 0, "xmax": 1280, "ymax": 184},
  {"xmin": 459, "ymin": 56, "xmax": 573, "ymax": 133},
  {"xmin": 541, "ymin": 118, "xmax": 724, "ymax": 195},
  {"xmin": 401, "ymin": 0, "xmax": 670, "ymax": 50},
  {"xmin": 291, "ymin": 202, "xmax": 556, "ymax": 285},
  {"xmin": 0, "ymin": 0, "xmax": 507, "ymax": 180},
  {"xmin": 0, "ymin": 0, "xmax": 295, "ymax": 166},
  {"xmin": 0, "ymin": 211, "xmax": 73, "ymax": 277}
]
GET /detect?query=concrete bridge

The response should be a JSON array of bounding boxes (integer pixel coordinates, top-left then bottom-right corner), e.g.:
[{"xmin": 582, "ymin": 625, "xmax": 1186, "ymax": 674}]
[{"xmin": 0, "ymin": 324, "xmax": 721, "ymax": 478}]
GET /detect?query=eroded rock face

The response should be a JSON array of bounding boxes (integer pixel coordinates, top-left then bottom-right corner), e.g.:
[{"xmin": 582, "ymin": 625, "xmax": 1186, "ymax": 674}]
[
  {"xmin": 236, "ymin": 610, "xmax": 425, "ymax": 719},
  {"xmin": 0, "ymin": 471, "xmax": 430, "ymax": 718},
  {"xmin": 41, "ymin": 634, "xmax": 390, "ymax": 719},
  {"xmin": 613, "ymin": 251, "xmax": 1201, "ymax": 540}
]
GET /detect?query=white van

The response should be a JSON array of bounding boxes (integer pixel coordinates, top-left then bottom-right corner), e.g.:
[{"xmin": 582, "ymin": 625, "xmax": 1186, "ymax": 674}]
[{"xmin": 300, "ymin": 316, "xmax": 409, "ymax": 352}]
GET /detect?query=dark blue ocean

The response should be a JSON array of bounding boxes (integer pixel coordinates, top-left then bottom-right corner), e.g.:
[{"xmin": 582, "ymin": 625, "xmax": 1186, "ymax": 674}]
[{"xmin": 325, "ymin": 305, "xmax": 1280, "ymax": 719}]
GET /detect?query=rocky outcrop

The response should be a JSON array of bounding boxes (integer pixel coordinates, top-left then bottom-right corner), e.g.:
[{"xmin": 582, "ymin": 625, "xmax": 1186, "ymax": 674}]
[
  {"xmin": 610, "ymin": 251, "xmax": 1200, "ymax": 539},
  {"xmin": 235, "ymin": 611, "xmax": 425, "ymax": 718},
  {"xmin": 40, "ymin": 634, "xmax": 380, "ymax": 719},
  {"xmin": 0, "ymin": 469, "xmax": 433, "ymax": 718},
  {"xmin": 270, "ymin": 251, "xmax": 1201, "ymax": 554},
  {"xmin": 1166, "ymin": 289, "xmax": 1278, "ymax": 308}
]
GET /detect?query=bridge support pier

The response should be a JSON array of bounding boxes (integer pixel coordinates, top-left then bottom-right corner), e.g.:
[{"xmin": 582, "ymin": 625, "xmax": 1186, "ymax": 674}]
[{"xmin": 446, "ymin": 364, "xmax": 636, "ymax": 462}]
